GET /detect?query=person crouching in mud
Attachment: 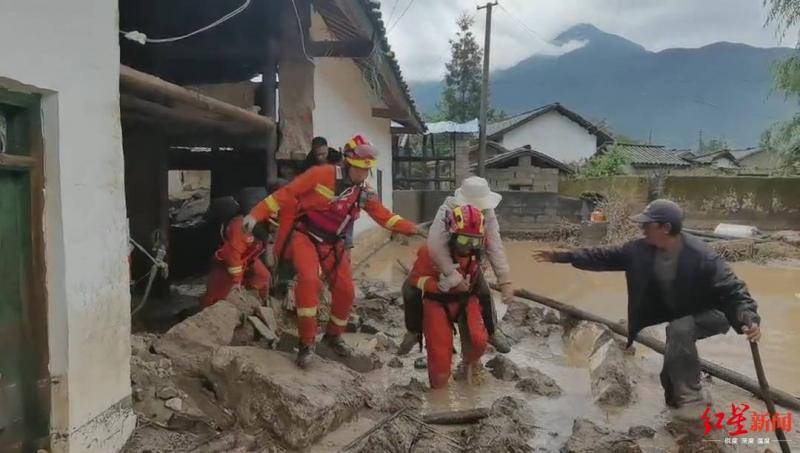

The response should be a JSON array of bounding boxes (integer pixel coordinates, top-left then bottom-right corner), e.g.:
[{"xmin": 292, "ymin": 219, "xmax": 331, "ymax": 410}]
[
  {"xmin": 533, "ymin": 199, "xmax": 761, "ymax": 418},
  {"xmin": 406, "ymin": 204, "xmax": 490, "ymax": 388}
]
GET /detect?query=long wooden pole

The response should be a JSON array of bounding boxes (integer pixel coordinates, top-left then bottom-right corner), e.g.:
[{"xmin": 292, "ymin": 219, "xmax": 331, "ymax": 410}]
[
  {"xmin": 476, "ymin": 1, "xmax": 497, "ymax": 177},
  {"xmin": 750, "ymin": 343, "xmax": 792, "ymax": 452},
  {"xmin": 120, "ymin": 65, "xmax": 275, "ymax": 133},
  {"xmin": 497, "ymin": 285, "xmax": 800, "ymax": 412}
]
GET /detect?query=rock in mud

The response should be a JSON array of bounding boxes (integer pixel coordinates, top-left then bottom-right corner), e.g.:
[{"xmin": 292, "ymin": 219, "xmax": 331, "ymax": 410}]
[
  {"xmin": 466, "ymin": 396, "xmax": 537, "ymax": 452},
  {"xmin": 588, "ymin": 338, "xmax": 637, "ymax": 406},
  {"xmin": 206, "ymin": 346, "xmax": 368, "ymax": 449},
  {"xmin": 315, "ymin": 342, "xmax": 383, "ymax": 373},
  {"xmin": 224, "ymin": 289, "xmax": 263, "ymax": 316},
  {"xmin": 564, "ymin": 321, "xmax": 610, "ymax": 357},
  {"xmin": 627, "ymin": 425, "xmax": 656, "ymax": 439},
  {"xmin": 561, "ymin": 418, "xmax": 641, "ymax": 453},
  {"xmin": 165, "ymin": 397, "xmax": 183, "ymax": 412},
  {"xmin": 374, "ymin": 332, "xmax": 398, "ymax": 352},
  {"xmin": 485, "ymin": 355, "xmax": 521, "ymax": 381},
  {"xmin": 156, "ymin": 386, "xmax": 179, "ymax": 400},
  {"xmin": 414, "ymin": 357, "xmax": 427, "ymax": 369},
  {"xmin": 388, "ymin": 357, "xmax": 403, "ymax": 368},
  {"xmin": 154, "ymin": 301, "xmax": 240, "ymax": 374},
  {"xmin": 373, "ymin": 378, "xmax": 426, "ymax": 413},
  {"xmin": 515, "ymin": 368, "xmax": 563, "ymax": 397}
]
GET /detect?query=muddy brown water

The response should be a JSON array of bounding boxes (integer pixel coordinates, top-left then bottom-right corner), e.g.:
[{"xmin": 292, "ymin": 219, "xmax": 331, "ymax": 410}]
[{"xmin": 352, "ymin": 238, "xmax": 800, "ymax": 450}]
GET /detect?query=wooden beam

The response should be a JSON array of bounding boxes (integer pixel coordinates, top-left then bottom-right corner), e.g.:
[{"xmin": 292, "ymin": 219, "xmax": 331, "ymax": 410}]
[
  {"xmin": 0, "ymin": 153, "xmax": 36, "ymax": 170},
  {"xmin": 120, "ymin": 95, "xmax": 260, "ymax": 137},
  {"xmin": 372, "ymin": 107, "xmax": 406, "ymax": 119},
  {"xmin": 120, "ymin": 65, "xmax": 275, "ymax": 133},
  {"xmin": 307, "ymin": 39, "xmax": 373, "ymax": 57}
]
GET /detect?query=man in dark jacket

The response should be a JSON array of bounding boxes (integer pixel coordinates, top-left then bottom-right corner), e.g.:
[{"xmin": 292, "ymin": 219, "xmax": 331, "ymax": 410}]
[{"xmin": 533, "ymin": 199, "xmax": 761, "ymax": 409}]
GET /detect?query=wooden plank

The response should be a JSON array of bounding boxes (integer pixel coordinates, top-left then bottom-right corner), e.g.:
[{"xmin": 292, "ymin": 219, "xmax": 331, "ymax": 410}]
[{"xmin": 371, "ymin": 107, "xmax": 406, "ymax": 119}]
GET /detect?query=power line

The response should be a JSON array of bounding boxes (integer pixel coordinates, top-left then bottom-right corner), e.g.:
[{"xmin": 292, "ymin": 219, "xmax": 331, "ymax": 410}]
[
  {"xmin": 386, "ymin": 0, "xmax": 401, "ymax": 26},
  {"xmin": 388, "ymin": 0, "xmax": 417, "ymax": 32},
  {"xmin": 120, "ymin": 0, "xmax": 251, "ymax": 44},
  {"xmin": 496, "ymin": 3, "xmax": 551, "ymax": 45}
]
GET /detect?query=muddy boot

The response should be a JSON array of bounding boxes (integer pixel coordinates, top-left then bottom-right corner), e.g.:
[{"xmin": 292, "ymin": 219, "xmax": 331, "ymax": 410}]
[
  {"xmin": 321, "ymin": 334, "xmax": 353, "ymax": 357},
  {"xmin": 397, "ymin": 331, "xmax": 421, "ymax": 355},
  {"xmin": 296, "ymin": 345, "xmax": 313, "ymax": 369},
  {"xmin": 489, "ymin": 330, "xmax": 512, "ymax": 354}
]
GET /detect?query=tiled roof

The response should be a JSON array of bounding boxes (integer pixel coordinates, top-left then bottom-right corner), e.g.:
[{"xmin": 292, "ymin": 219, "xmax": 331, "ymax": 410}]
[
  {"xmin": 470, "ymin": 142, "xmax": 574, "ymax": 174},
  {"xmin": 613, "ymin": 143, "xmax": 691, "ymax": 167},
  {"xmin": 728, "ymin": 147, "xmax": 762, "ymax": 161},
  {"xmin": 487, "ymin": 103, "xmax": 614, "ymax": 145}
]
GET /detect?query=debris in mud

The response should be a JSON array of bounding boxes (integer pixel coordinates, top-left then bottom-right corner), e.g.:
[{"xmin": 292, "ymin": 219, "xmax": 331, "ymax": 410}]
[
  {"xmin": 153, "ymin": 300, "xmax": 241, "ymax": 374},
  {"xmin": 499, "ymin": 300, "xmax": 557, "ymax": 342},
  {"xmin": 414, "ymin": 357, "xmax": 427, "ymax": 369},
  {"xmin": 588, "ymin": 337, "xmax": 638, "ymax": 407},
  {"xmin": 485, "ymin": 355, "xmax": 522, "ymax": 381},
  {"xmin": 371, "ymin": 378, "xmax": 426, "ymax": 413},
  {"xmin": 388, "ymin": 357, "xmax": 403, "ymax": 368},
  {"xmin": 515, "ymin": 369, "xmax": 563, "ymax": 397},
  {"xmin": 561, "ymin": 418, "xmax": 642, "ymax": 453},
  {"xmin": 206, "ymin": 346, "xmax": 368, "ymax": 449},
  {"xmin": 345, "ymin": 409, "xmax": 462, "ymax": 453},
  {"xmin": 627, "ymin": 425, "xmax": 656, "ymax": 439},
  {"xmin": 466, "ymin": 396, "xmax": 537, "ymax": 452}
]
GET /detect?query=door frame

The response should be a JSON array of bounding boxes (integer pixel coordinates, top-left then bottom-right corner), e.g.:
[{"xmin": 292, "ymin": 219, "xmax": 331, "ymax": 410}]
[{"xmin": 0, "ymin": 88, "xmax": 50, "ymax": 451}]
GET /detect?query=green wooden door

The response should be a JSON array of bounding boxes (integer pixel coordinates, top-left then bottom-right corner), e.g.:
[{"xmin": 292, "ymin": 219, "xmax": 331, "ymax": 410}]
[{"xmin": 0, "ymin": 92, "xmax": 48, "ymax": 452}]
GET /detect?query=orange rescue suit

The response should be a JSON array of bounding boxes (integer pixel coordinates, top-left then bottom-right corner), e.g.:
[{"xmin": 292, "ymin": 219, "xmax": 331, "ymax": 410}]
[
  {"xmin": 249, "ymin": 164, "xmax": 416, "ymax": 345},
  {"xmin": 201, "ymin": 215, "xmax": 271, "ymax": 308},
  {"xmin": 407, "ymin": 245, "xmax": 488, "ymax": 389}
]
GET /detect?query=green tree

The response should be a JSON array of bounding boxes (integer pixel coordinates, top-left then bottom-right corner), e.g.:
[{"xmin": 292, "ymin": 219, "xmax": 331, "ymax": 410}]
[
  {"xmin": 439, "ymin": 13, "xmax": 483, "ymax": 123},
  {"xmin": 580, "ymin": 145, "xmax": 630, "ymax": 177},
  {"xmin": 761, "ymin": 0, "xmax": 800, "ymax": 171}
]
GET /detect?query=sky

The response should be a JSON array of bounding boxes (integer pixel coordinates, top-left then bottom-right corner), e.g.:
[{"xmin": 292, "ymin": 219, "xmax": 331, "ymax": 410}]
[{"xmin": 380, "ymin": 0, "xmax": 798, "ymax": 82}]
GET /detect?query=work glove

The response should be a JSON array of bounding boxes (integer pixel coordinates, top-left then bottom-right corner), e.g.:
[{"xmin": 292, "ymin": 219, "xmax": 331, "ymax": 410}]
[
  {"xmin": 499, "ymin": 281, "xmax": 514, "ymax": 304},
  {"xmin": 437, "ymin": 270, "xmax": 464, "ymax": 292},
  {"xmin": 242, "ymin": 214, "xmax": 257, "ymax": 234}
]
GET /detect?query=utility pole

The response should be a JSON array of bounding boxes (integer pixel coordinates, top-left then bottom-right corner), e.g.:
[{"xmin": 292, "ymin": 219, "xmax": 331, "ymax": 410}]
[{"xmin": 476, "ymin": 1, "xmax": 497, "ymax": 177}]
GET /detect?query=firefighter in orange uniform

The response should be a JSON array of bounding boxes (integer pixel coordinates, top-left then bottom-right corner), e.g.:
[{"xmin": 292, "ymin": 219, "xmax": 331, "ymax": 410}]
[
  {"xmin": 201, "ymin": 199, "xmax": 272, "ymax": 308},
  {"xmin": 406, "ymin": 205, "xmax": 489, "ymax": 389},
  {"xmin": 243, "ymin": 135, "xmax": 421, "ymax": 368}
]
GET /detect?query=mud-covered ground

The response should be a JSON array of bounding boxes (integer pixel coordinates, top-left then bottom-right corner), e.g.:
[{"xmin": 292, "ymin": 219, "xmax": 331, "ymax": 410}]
[{"xmin": 124, "ymin": 236, "xmax": 800, "ymax": 452}]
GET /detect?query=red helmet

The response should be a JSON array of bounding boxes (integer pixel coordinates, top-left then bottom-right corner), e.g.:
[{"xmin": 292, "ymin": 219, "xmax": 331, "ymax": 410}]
[
  {"xmin": 447, "ymin": 205, "xmax": 485, "ymax": 237},
  {"xmin": 343, "ymin": 135, "xmax": 377, "ymax": 169}
]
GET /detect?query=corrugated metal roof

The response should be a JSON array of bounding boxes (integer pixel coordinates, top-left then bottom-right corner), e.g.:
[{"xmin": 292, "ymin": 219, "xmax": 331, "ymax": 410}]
[
  {"xmin": 614, "ymin": 143, "xmax": 691, "ymax": 167},
  {"xmin": 426, "ymin": 119, "xmax": 479, "ymax": 134},
  {"xmin": 729, "ymin": 148, "xmax": 762, "ymax": 161}
]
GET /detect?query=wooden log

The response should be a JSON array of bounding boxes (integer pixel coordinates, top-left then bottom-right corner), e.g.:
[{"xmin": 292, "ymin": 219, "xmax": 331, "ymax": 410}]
[
  {"xmin": 422, "ymin": 408, "xmax": 490, "ymax": 425},
  {"xmin": 120, "ymin": 65, "xmax": 275, "ymax": 133},
  {"xmin": 496, "ymin": 285, "xmax": 800, "ymax": 411}
]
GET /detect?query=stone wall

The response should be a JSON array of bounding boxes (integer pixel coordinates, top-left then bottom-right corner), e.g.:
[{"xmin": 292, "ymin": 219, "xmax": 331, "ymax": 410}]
[
  {"xmin": 393, "ymin": 190, "xmax": 586, "ymax": 231},
  {"xmin": 662, "ymin": 176, "xmax": 800, "ymax": 230}
]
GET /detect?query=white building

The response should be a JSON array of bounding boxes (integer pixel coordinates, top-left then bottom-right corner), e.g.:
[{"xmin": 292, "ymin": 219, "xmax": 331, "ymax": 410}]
[
  {"xmin": 1, "ymin": 1, "xmax": 136, "ymax": 451},
  {"xmin": 487, "ymin": 103, "xmax": 613, "ymax": 164}
]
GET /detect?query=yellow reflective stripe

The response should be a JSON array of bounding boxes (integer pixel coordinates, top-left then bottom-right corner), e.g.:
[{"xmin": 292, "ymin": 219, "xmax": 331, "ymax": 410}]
[
  {"xmin": 315, "ymin": 184, "xmax": 334, "ymax": 200},
  {"xmin": 346, "ymin": 157, "xmax": 376, "ymax": 169},
  {"xmin": 416, "ymin": 276, "xmax": 430, "ymax": 292},
  {"xmin": 264, "ymin": 195, "xmax": 279, "ymax": 212},
  {"xmin": 297, "ymin": 307, "xmax": 317, "ymax": 317},
  {"xmin": 385, "ymin": 214, "xmax": 402, "ymax": 229},
  {"xmin": 330, "ymin": 315, "xmax": 348, "ymax": 327},
  {"xmin": 227, "ymin": 266, "xmax": 243, "ymax": 275}
]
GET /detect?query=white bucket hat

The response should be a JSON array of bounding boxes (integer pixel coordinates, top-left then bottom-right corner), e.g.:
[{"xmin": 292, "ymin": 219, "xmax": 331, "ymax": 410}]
[{"xmin": 453, "ymin": 176, "xmax": 502, "ymax": 210}]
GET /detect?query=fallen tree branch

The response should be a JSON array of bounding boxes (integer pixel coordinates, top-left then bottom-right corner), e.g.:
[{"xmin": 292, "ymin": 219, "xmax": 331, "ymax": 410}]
[
  {"xmin": 422, "ymin": 408, "xmax": 490, "ymax": 425},
  {"xmin": 340, "ymin": 407, "xmax": 410, "ymax": 451},
  {"xmin": 492, "ymin": 284, "xmax": 800, "ymax": 411}
]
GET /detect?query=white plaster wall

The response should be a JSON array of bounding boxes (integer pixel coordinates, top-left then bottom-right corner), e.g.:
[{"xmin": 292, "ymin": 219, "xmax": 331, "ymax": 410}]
[
  {"xmin": 498, "ymin": 111, "xmax": 598, "ymax": 163},
  {"xmin": 0, "ymin": 1, "xmax": 135, "ymax": 451},
  {"xmin": 310, "ymin": 11, "xmax": 393, "ymax": 238}
]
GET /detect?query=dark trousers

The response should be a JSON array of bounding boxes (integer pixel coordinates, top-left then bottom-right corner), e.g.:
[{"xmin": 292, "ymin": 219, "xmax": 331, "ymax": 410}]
[
  {"xmin": 660, "ymin": 309, "xmax": 730, "ymax": 407},
  {"xmin": 402, "ymin": 272, "xmax": 497, "ymax": 335}
]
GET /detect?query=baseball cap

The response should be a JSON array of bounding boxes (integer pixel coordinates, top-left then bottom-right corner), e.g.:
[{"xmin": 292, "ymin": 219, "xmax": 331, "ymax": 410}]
[{"xmin": 630, "ymin": 199, "xmax": 684, "ymax": 228}]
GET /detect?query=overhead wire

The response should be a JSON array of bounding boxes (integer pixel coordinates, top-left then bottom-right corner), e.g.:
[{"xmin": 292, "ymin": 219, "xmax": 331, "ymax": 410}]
[
  {"xmin": 120, "ymin": 0, "xmax": 251, "ymax": 44},
  {"xmin": 388, "ymin": 0, "xmax": 417, "ymax": 32}
]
